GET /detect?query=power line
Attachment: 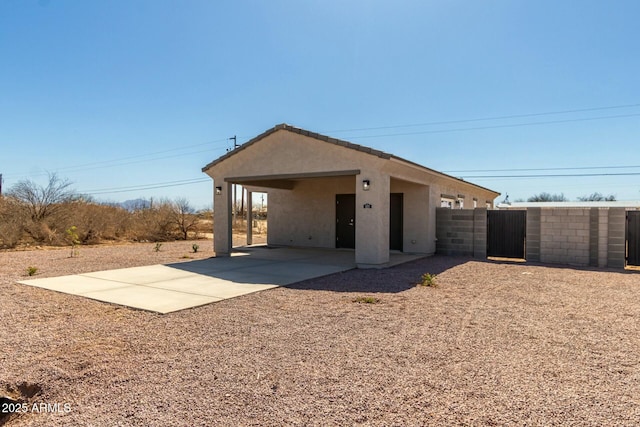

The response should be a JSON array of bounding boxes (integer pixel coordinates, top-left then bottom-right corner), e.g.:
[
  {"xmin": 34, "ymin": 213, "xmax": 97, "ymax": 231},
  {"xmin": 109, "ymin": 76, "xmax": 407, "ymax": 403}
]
[
  {"xmin": 342, "ymin": 112, "xmax": 640, "ymax": 140},
  {"xmin": 4, "ymin": 102, "xmax": 640, "ymax": 190},
  {"xmin": 324, "ymin": 102, "xmax": 640, "ymax": 134},
  {"xmin": 445, "ymin": 165, "xmax": 640, "ymax": 173},
  {"xmin": 463, "ymin": 171, "xmax": 640, "ymax": 179},
  {"xmin": 2, "ymin": 139, "xmax": 230, "ymax": 180},
  {"xmin": 72, "ymin": 137, "xmax": 229, "ymax": 169},
  {"xmin": 80, "ymin": 169, "xmax": 640, "ymax": 197},
  {"xmin": 81, "ymin": 178, "xmax": 210, "ymax": 195}
]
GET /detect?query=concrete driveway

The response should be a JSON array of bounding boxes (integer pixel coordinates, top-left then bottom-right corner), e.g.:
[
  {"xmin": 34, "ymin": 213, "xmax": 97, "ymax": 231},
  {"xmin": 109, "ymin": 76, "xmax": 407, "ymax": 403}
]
[{"xmin": 18, "ymin": 247, "xmax": 358, "ymax": 314}]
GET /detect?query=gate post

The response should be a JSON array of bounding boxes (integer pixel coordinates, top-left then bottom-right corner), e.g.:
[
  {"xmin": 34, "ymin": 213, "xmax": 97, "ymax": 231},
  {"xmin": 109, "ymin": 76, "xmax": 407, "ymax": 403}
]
[
  {"xmin": 589, "ymin": 208, "xmax": 599, "ymax": 267},
  {"xmin": 526, "ymin": 208, "xmax": 541, "ymax": 262},
  {"xmin": 607, "ymin": 208, "xmax": 626, "ymax": 269},
  {"xmin": 473, "ymin": 208, "xmax": 487, "ymax": 258}
]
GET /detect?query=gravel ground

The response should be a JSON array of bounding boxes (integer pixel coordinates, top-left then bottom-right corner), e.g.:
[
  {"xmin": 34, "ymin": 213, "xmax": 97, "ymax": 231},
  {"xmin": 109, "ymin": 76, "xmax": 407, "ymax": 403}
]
[{"xmin": 2, "ymin": 241, "xmax": 640, "ymax": 426}]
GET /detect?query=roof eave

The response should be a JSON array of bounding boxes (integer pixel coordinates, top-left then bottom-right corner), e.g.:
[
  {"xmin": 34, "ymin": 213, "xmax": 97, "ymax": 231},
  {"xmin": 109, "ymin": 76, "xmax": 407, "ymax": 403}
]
[
  {"xmin": 202, "ymin": 123, "xmax": 394, "ymax": 173},
  {"xmin": 202, "ymin": 123, "xmax": 500, "ymax": 199}
]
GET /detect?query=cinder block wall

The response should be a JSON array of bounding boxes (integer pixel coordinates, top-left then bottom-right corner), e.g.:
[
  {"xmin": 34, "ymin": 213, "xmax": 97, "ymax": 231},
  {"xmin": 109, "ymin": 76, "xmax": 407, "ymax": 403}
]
[
  {"xmin": 540, "ymin": 209, "xmax": 590, "ymax": 266},
  {"xmin": 589, "ymin": 209, "xmax": 599, "ymax": 267},
  {"xmin": 436, "ymin": 208, "xmax": 473, "ymax": 256},
  {"xmin": 598, "ymin": 209, "xmax": 609, "ymax": 268},
  {"xmin": 526, "ymin": 208, "xmax": 541, "ymax": 262},
  {"xmin": 473, "ymin": 208, "xmax": 487, "ymax": 258},
  {"xmin": 435, "ymin": 208, "xmax": 486, "ymax": 257},
  {"xmin": 608, "ymin": 208, "xmax": 626, "ymax": 268},
  {"xmin": 436, "ymin": 206, "xmax": 632, "ymax": 269}
]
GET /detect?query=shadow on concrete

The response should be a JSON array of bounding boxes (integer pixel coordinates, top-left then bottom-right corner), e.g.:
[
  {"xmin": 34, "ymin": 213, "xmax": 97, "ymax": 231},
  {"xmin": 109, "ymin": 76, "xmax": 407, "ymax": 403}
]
[{"xmin": 164, "ymin": 247, "xmax": 357, "ymax": 286}]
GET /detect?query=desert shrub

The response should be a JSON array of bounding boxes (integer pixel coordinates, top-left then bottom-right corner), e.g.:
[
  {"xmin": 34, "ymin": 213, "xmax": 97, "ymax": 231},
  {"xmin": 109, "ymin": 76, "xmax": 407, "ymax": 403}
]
[
  {"xmin": 0, "ymin": 197, "xmax": 26, "ymax": 248},
  {"xmin": 353, "ymin": 296, "xmax": 381, "ymax": 304},
  {"xmin": 130, "ymin": 201, "xmax": 176, "ymax": 242},
  {"xmin": 70, "ymin": 202, "xmax": 131, "ymax": 243},
  {"xmin": 65, "ymin": 226, "xmax": 80, "ymax": 257},
  {"xmin": 8, "ymin": 173, "xmax": 78, "ymax": 222},
  {"xmin": 1, "ymin": 181, "xmax": 206, "ymax": 246},
  {"xmin": 22, "ymin": 220, "xmax": 58, "ymax": 245},
  {"xmin": 6, "ymin": 173, "xmax": 79, "ymax": 245},
  {"xmin": 419, "ymin": 273, "xmax": 437, "ymax": 287},
  {"xmin": 170, "ymin": 197, "xmax": 200, "ymax": 240}
]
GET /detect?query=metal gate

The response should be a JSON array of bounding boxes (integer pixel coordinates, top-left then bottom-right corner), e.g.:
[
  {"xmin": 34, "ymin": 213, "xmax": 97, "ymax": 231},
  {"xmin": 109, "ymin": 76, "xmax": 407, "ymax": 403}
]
[
  {"xmin": 487, "ymin": 210, "xmax": 526, "ymax": 258},
  {"xmin": 627, "ymin": 211, "xmax": 640, "ymax": 266}
]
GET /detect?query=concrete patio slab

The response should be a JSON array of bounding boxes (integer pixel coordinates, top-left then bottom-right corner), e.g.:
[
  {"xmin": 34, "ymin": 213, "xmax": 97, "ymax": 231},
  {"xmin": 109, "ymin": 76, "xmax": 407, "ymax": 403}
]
[
  {"xmin": 81, "ymin": 285, "xmax": 224, "ymax": 313},
  {"xmin": 147, "ymin": 275, "xmax": 278, "ymax": 298},
  {"xmin": 17, "ymin": 246, "xmax": 425, "ymax": 314},
  {"xmin": 83, "ymin": 265, "xmax": 195, "ymax": 284},
  {"xmin": 19, "ymin": 275, "xmax": 132, "ymax": 294}
]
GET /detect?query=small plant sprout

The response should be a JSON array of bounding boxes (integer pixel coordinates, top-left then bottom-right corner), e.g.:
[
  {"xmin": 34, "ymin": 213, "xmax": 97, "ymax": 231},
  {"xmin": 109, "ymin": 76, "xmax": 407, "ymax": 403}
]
[
  {"xmin": 353, "ymin": 296, "xmax": 381, "ymax": 304},
  {"xmin": 65, "ymin": 226, "xmax": 80, "ymax": 258},
  {"xmin": 154, "ymin": 242, "xmax": 163, "ymax": 252},
  {"xmin": 27, "ymin": 266, "xmax": 38, "ymax": 276},
  {"xmin": 420, "ymin": 273, "xmax": 437, "ymax": 287},
  {"xmin": 192, "ymin": 243, "xmax": 199, "ymax": 253}
]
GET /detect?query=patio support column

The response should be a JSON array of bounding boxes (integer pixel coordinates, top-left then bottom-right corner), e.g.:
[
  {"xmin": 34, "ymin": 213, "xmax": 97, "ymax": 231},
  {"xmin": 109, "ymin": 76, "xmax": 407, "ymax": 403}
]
[
  {"xmin": 356, "ymin": 170, "xmax": 390, "ymax": 268},
  {"xmin": 246, "ymin": 190, "xmax": 253, "ymax": 246},
  {"xmin": 213, "ymin": 180, "xmax": 233, "ymax": 256}
]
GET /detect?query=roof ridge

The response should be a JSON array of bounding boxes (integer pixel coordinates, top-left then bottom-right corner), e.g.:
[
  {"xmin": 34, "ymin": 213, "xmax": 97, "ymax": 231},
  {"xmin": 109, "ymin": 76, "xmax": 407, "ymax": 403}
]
[
  {"xmin": 202, "ymin": 123, "xmax": 393, "ymax": 172},
  {"xmin": 200, "ymin": 124, "xmax": 499, "ymax": 196}
]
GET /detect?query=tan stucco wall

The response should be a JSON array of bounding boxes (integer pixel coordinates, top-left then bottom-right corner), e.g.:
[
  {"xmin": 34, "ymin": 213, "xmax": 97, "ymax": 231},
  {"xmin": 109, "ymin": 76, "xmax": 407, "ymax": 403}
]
[
  {"xmin": 267, "ymin": 176, "xmax": 355, "ymax": 248},
  {"xmin": 390, "ymin": 178, "xmax": 430, "ymax": 254},
  {"xmin": 205, "ymin": 131, "xmax": 387, "ymax": 179},
  {"xmin": 355, "ymin": 168, "xmax": 390, "ymax": 266}
]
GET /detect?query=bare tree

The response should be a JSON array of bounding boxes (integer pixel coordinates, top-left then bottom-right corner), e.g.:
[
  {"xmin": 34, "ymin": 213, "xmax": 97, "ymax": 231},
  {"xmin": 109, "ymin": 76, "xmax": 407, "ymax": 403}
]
[
  {"xmin": 577, "ymin": 192, "xmax": 616, "ymax": 202},
  {"xmin": 170, "ymin": 197, "xmax": 200, "ymax": 240},
  {"xmin": 8, "ymin": 173, "xmax": 78, "ymax": 221},
  {"xmin": 527, "ymin": 192, "xmax": 567, "ymax": 202}
]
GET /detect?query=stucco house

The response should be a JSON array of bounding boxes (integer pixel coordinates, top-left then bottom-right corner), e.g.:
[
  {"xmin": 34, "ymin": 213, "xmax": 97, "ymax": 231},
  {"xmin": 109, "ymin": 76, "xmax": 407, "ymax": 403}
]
[{"xmin": 202, "ymin": 124, "xmax": 499, "ymax": 268}]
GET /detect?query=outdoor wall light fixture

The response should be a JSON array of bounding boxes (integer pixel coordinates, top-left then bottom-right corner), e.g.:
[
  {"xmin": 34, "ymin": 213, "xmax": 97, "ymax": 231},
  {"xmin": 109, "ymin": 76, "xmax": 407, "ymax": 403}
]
[
  {"xmin": 362, "ymin": 179, "xmax": 370, "ymax": 191},
  {"xmin": 215, "ymin": 186, "xmax": 222, "ymax": 195}
]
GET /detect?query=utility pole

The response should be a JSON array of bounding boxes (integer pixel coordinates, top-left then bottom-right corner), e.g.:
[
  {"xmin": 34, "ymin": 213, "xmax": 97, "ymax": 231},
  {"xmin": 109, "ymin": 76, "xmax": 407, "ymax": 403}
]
[{"xmin": 0, "ymin": 173, "xmax": 3, "ymax": 196}]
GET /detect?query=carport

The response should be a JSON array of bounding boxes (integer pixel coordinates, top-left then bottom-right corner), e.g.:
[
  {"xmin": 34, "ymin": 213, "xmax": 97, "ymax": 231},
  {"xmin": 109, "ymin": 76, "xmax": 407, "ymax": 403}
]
[{"xmin": 202, "ymin": 124, "xmax": 499, "ymax": 268}]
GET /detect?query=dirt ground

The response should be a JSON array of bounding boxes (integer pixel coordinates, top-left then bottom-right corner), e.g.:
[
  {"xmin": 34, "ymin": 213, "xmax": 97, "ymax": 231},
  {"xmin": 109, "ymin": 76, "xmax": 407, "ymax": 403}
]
[{"xmin": 2, "ymin": 242, "xmax": 640, "ymax": 426}]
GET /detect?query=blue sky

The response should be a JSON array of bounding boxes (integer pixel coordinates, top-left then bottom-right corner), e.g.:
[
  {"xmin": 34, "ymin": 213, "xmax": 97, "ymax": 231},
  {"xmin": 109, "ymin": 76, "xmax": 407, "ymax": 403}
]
[{"xmin": 1, "ymin": 0, "xmax": 639, "ymax": 209}]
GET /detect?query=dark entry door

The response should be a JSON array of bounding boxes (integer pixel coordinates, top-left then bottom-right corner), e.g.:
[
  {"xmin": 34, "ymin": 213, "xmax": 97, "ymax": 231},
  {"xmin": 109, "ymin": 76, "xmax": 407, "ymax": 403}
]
[
  {"xmin": 390, "ymin": 193, "xmax": 403, "ymax": 251},
  {"xmin": 336, "ymin": 194, "xmax": 356, "ymax": 249},
  {"xmin": 628, "ymin": 211, "xmax": 640, "ymax": 266},
  {"xmin": 487, "ymin": 210, "xmax": 526, "ymax": 258}
]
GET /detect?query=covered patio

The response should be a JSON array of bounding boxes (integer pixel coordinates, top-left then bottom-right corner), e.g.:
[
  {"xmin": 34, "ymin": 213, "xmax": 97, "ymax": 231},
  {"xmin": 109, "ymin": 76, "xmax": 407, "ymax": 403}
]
[{"xmin": 203, "ymin": 124, "xmax": 498, "ymax": 268}]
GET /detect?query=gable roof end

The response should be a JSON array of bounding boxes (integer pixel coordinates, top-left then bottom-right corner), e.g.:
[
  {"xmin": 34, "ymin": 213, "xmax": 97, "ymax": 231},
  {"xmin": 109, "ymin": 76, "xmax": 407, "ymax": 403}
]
[
  {"xmin": 201, "ymin": 123, "xmax": 392, "ymax": 173},
  {"xmin": 201, "ymin": 123, "xmax": 499, "ymax": 198}
]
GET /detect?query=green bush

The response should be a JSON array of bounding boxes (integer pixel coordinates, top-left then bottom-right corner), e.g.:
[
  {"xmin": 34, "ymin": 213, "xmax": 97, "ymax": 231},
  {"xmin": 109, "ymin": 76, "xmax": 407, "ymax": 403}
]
[
  {"xmin": 353, "ymin": 296, "xmax": 381, "ymax": 304},
  {"xmin": 420, "ymin": 273, "xmax": 437, "ymax": 287}
]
